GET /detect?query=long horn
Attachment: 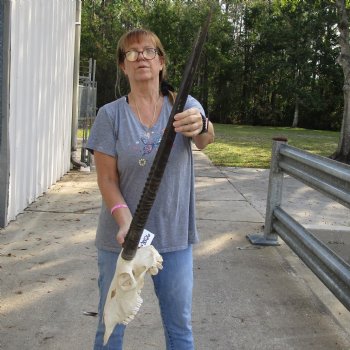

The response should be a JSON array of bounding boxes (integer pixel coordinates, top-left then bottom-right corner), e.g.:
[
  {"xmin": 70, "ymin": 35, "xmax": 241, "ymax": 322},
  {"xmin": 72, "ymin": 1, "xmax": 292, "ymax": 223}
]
[{"xmin": 122, "ymin": 9, "xmax": 213, "ymax": 261}]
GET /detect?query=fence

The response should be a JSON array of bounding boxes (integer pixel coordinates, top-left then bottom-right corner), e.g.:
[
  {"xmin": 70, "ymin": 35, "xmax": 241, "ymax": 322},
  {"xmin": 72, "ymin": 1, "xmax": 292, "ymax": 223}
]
[{"xmin": 247, "ymin": 138, "xmax": 350, "ymax": 311}]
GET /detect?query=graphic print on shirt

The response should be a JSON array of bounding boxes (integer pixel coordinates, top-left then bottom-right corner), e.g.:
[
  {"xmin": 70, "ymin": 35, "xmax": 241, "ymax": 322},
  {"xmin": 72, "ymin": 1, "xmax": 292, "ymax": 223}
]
[{"xmin": 137, "ymin": 130, "xmax": 162, "ymax": 166}]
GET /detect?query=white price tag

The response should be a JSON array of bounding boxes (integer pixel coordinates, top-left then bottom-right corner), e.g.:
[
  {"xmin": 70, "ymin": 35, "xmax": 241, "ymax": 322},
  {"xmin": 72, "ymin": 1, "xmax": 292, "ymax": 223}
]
[{"xmin": 138, "ymin": 229, "xmax": 155, "ymax": 247}]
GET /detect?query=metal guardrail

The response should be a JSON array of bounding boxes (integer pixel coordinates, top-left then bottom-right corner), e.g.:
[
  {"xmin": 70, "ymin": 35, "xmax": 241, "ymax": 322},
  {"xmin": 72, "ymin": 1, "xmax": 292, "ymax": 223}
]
[{"xmin": 247, "ymin": 138, "xmax": 350, "ymax": 311}]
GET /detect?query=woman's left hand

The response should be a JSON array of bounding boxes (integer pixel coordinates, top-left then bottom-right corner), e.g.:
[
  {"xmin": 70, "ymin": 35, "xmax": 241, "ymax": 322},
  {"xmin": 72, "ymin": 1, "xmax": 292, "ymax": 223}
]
[{"xmin": 173, "ymin": 108, "xmax": 203, "ymax": 137}]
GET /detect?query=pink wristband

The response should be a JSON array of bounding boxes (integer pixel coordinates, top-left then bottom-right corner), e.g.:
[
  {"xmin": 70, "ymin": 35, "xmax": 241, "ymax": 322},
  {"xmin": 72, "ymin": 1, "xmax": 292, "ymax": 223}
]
[{"xmin": 110, "ymin": 204, "xmax": 128, "ymax": 215}]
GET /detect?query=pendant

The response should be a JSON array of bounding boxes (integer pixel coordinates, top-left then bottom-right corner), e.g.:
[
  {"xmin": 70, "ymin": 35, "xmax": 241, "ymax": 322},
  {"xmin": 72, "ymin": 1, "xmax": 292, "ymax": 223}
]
[{"xmin": 139, "ymin": 158, "xmax": 147, "ymax": 167}]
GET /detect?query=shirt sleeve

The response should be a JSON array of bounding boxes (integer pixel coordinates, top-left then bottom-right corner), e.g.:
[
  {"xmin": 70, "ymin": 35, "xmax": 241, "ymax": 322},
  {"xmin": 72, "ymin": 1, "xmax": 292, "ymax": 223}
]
[
  {"xmin": 86, "ymin": 105, "xmax": 118, "ymax": 157},
  {"xmin": 185, "ymin": 95, "xmax": 205, "ymax": 117}
]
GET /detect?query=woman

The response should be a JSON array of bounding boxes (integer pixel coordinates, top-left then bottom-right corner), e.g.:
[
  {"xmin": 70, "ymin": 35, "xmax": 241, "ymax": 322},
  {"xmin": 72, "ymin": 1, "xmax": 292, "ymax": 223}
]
[{"xmin": 87, "ymin": 28, "xmax": 214, "ymax": 350}]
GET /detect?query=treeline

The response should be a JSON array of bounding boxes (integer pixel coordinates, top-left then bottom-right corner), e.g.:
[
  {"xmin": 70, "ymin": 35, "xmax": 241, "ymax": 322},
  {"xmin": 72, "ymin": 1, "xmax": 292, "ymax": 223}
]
[{"xmin": 81, "ymin": 0, "xmax": 343, "ymax": 130}]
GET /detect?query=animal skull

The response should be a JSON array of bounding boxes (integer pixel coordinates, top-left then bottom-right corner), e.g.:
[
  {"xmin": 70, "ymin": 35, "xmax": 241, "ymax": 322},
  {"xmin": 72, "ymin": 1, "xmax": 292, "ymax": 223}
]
[{"xmin": 103, "ymin": 245, "xmax": 163, "ymax": 345}]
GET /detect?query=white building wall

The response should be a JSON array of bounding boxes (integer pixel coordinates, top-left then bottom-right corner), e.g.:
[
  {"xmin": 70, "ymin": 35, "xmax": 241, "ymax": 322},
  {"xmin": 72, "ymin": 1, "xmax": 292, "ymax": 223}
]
[{"xmin": 7, "ymin": 0, "xmax": 76, "ymax": 222}]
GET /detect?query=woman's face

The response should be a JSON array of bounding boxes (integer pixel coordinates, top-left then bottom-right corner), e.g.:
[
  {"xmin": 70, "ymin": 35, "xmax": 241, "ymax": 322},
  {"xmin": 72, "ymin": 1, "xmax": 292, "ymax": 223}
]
[{"xmin": 120, "ymin": 37, "xmax": 164, "ymax": 86}]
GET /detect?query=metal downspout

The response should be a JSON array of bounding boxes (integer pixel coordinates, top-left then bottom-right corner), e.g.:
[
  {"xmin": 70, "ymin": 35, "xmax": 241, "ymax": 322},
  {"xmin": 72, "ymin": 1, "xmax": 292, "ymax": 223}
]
[
  {"xmin": 0, "ymin": 0, "xmax": 11, "ymax": 228},
  {"xmin": 71, "ymin": 0, "xmax": 86, "ymax": 168}
]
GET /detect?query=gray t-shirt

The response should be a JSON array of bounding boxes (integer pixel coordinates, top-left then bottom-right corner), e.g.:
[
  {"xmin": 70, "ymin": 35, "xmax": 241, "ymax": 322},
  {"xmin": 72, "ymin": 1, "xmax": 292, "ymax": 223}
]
[{"xmin": 87, "ymin": 95, "xmax": 205, "ymax": 253}]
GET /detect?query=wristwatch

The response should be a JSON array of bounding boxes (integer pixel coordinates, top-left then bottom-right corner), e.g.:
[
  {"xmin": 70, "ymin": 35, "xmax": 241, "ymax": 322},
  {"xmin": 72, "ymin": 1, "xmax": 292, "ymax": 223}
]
[{"xmin": 199, "ymin": 114, "xmax": 208, "ymax": 134}]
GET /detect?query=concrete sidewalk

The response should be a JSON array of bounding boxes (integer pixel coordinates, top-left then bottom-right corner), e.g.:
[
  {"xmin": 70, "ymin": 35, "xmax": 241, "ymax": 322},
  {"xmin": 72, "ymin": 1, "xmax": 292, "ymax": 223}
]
[{"xmin": 0, "ymin": 150, "xmax": 349, "ymax": 349}]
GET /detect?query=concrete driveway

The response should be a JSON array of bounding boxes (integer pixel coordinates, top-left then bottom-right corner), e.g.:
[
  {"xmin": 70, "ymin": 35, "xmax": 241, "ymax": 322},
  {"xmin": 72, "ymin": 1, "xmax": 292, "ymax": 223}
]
[{"xmin": 0, "ymin": 150, "xmax": 349, "ymax": 349}]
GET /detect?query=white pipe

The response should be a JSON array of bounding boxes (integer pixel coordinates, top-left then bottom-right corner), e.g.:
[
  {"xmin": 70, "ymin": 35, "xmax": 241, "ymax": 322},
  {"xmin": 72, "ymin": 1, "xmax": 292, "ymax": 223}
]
[
  {"xmin": 71, "ymin": 0, "xmax": 86, "ymax": 168},
  {"xmin": 0, "ymin": 0, "xmax": 11, "ymax": 227}
]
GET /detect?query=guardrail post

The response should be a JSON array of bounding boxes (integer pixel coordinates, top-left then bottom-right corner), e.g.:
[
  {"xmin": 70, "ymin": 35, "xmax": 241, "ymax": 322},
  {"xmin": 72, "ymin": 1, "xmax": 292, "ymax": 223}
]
[{"xmin": 247, "ymin": 137, "xmax": 288, "ymax": 246}]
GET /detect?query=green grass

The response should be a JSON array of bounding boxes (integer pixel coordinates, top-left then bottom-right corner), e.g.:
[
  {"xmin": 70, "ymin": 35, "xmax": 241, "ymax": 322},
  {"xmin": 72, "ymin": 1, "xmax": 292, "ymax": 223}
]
[
  {"xmin": 79, "ymin": 124, "xmax": 339, "ymax": 168},
  {"xmin": 77, "ymin": 129, "xmax": 83, "ymax": 138},
  {"xmin": 202, "ymin": 124, "xmax": 339, "ymax": 168}
]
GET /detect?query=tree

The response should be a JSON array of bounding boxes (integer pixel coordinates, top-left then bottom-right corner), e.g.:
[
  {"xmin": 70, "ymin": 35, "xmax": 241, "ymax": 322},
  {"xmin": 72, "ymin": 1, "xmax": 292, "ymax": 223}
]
[
  {"xmin": 331, "ymin": 0, "xmax": 350, "ymax": 163},
  {"xmin": 79, "ymin": 0, "xmax": 345, "ymax": 132}
]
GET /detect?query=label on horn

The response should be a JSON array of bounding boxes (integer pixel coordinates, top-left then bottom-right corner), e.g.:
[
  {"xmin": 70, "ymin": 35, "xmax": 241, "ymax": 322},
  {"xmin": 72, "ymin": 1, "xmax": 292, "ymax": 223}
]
[{"xmin": 138, "ymin": 229, "xmax": 155, "ymax": 247}]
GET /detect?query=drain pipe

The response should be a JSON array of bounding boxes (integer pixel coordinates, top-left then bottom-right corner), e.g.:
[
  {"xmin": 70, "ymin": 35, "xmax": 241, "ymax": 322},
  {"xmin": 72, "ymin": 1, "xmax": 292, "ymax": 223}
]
[
  {"xmin": 71, "ymin": 0, "xmax": 86, "ymax": 169},
  {"xmin": 0, "ymin": 0, "xmax": 11, "ymax": 227}
]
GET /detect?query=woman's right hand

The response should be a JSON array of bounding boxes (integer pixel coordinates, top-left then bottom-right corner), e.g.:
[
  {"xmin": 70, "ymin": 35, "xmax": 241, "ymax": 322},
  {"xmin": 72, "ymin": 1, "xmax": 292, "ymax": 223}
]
[
  {"xmin": 116, "ymin": 223, "xmax": 130, "ymax": 246},
  {"xmin": 93, "ymin": 151, "xmax": 133, "ymax": 247}
]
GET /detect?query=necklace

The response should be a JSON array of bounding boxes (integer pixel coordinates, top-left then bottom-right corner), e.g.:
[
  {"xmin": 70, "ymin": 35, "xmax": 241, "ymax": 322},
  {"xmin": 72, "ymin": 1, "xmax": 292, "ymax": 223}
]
[
  {"xmin": 133, "ymin": 95, "xmax": 160, "ymax": 129},
  {"xmin": 131, "ymin": 94, "xmax": 160, "ymax": 167}
]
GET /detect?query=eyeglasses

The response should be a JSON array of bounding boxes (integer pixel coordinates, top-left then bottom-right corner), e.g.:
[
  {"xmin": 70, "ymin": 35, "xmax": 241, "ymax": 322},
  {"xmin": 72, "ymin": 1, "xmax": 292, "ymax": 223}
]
[{"xmin": 124, "ymin": 48, "xmax": 159, "ymax": 62}]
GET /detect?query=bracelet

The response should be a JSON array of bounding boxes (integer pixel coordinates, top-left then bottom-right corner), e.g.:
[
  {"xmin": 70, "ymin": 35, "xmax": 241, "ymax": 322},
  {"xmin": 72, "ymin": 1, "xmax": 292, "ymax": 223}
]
[
  {"xmin": 199, "ymin": 114, "xmax": 208, "ymax": 135},
  {"xmin": 110, "ymin": 203, "xmax": 128, "ymax": 215}
]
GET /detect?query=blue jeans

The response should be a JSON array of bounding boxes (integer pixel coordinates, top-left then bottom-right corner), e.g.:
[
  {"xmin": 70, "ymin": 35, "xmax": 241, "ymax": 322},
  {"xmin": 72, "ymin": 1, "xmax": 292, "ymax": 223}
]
[{"xmin": 93, "ymin": 246, "xmax": 194, "ymax": 350}]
